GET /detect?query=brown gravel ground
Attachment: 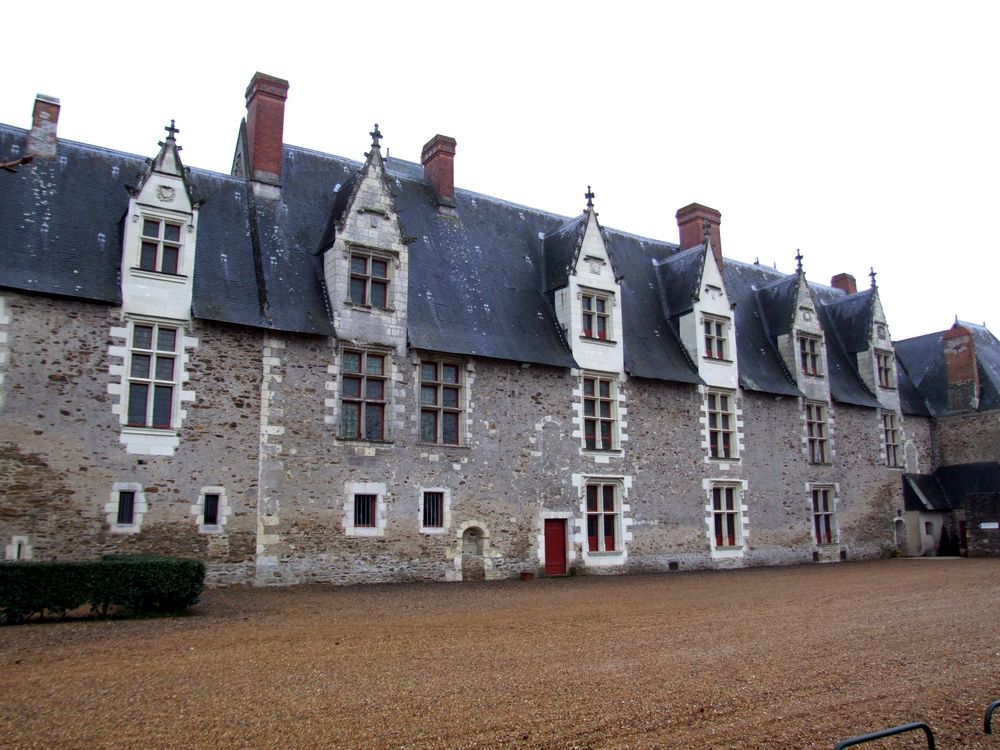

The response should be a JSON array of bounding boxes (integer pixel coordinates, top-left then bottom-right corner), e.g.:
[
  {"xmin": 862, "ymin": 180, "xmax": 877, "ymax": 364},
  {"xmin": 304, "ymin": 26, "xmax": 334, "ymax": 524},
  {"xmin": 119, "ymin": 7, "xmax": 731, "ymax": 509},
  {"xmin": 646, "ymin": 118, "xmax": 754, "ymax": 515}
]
[{"xmin": 1, "ymin": 559, "xmax": 998, "ymax": 749}]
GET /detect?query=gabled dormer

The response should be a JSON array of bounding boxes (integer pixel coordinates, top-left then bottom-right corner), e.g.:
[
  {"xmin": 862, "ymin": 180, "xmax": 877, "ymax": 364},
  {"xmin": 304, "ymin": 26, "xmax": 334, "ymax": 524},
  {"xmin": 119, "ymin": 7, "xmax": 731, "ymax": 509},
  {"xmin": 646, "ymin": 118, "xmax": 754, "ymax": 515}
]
[
  {"xmin": 321, "ymin": 125, "xmax": 409, "ymax": 356},
  {"xmin": 120, "ymin": 121, "xmax": 201, "ymax": 320},
  {"xmin": 548, "ymin": 188, "xmax": 624, "ymax": 375}
]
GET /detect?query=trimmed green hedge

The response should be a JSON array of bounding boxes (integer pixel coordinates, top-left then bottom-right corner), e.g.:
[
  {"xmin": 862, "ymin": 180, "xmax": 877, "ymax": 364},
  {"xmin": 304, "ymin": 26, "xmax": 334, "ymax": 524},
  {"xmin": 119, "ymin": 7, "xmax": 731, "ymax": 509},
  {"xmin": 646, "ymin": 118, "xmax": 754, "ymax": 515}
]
[{"xmin": 0, "ymin": 555, "xmax": 205, "ymax": 624}]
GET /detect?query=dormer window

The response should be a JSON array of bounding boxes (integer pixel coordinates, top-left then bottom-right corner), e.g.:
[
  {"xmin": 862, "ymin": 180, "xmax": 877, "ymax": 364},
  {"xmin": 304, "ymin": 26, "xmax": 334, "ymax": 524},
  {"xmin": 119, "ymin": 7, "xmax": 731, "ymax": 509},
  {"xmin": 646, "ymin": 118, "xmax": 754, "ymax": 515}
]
[
  {"xmin": 349, "ymin": 252, "xmax": 389, "ymax": 309},
  {"xmin": 875, "ymin": 350, "xmax": 895, "ymax": 389},
  {"xmin": 581, "ymin": 291, "xmax": 611, "ymax": 340},
  {"xmin": 140, "ymin": 217, "xmax": 183, "ymax": 274},
  {"xmin": 798, "ymin": 335, "xmax": 823, "ymax": 376},
  {"xmin": 703, "ymin": 316, "xmax": 730, "ymax": 361}
]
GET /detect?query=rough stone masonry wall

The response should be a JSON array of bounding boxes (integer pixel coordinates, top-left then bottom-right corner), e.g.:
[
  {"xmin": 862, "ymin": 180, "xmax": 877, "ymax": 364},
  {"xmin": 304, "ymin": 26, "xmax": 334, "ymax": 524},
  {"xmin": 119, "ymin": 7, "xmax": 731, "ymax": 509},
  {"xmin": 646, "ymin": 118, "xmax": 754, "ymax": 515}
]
[
  {"xmin": 0, "ymin": 291, "xmax": 261, "ymax": 581},
  {"xmin": 933, "ymin": 411, "xmax": 1000, "ymax": 467}
]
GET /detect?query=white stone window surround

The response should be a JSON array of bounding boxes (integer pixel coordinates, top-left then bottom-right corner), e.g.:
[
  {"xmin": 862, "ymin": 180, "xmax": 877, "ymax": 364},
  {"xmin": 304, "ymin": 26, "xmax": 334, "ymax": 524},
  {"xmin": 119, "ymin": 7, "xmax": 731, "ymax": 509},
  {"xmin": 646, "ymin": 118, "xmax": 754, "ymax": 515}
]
[
  {"xmin": 700, "ymin": 385, "xmax": 743, "ymax": 466},
  {"xmin": 106, "ymin": 482, "xmax": 148, "ymax": 534},
  {"xmin": 572, "ymin": 369, "xmax": 628, "ymax": 463},
  {"xmin": 329, "ymin": 345, "xmax": 397, "ymax": 445},
  {"xmin": 806, "ymin": 482, "xmax": 840, "ymax": 547},
  {"xmin": 803, "ymin": 399, "xmax": 834, "ymax": 465},
  {"xmin": 881, "ymin": 409, "xmax": 904, "ymax": 469},
  {"xmin": 5, "ymin": 535, "xmax": 32, "ymax": 561},
  {"xmin": 571, "ymin": 473, "xmax": 633, "ymax": 567},
  {"xmin": 703, "ymin": 478, "xmax": 750, "ymax": 559},
  {"xmin": 190, "ymin": 486, "xmax": 230, "ymax": 534},
  {"xmin": 131, "ymin": 211, "xmax": 189, "ymax": 278},
  {"xmin": 797, "ymin": 333, "xmax": 825, "ymax": 377},
  {"xmin": 418, "ymin": 487, "xmax": 452, "ymax": 534},
  {"xmin": 108, "ymin": 316, "xmax": 197, "ymax": 456},
  {"xmin": 536, "ymin": 510, "xmax": 577, "ymax": 568},
  {"xmin": 342, "ymin": 241, "xmax": 400, "ymax": 312},
  {"xmin": 578, "ymin": 285, "xmax": 617, "ymax": 343},
  {"xmin": 416, "ymin": 358, "xmax": 468, "ymax": 447},
  {"xmin": 702, "ymin": 313, "xmax": 733, "ymax": 362},
  {"xmin": 343, "ymin": 481, "xmax": 388, "ymax": 537}
]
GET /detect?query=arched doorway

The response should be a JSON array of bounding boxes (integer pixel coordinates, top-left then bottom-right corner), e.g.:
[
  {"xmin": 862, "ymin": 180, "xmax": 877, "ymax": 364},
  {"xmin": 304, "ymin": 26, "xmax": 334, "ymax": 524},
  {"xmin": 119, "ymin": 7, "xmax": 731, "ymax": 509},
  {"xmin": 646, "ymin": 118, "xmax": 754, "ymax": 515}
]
[{"xmin": 461, "ymin": 526, "xmax": 485, "ymax": 581}]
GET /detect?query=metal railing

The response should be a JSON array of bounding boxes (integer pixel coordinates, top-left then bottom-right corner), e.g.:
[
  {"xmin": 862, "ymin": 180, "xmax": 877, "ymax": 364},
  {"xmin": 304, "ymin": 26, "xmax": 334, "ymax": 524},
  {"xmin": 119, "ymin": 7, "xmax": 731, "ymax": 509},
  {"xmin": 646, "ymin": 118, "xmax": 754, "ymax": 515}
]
[{"xmin": 833, "ymin": 721, "xmax": 935, "ymax": 749}]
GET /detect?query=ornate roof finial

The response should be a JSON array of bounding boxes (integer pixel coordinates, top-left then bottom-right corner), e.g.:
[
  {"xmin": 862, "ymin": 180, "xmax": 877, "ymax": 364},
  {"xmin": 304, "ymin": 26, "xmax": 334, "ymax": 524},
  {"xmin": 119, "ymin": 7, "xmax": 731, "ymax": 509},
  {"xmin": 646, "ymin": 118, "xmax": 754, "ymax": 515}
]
[
  {"xmin": 370, "ymin": 123, "xmax": 383, "ymax": 151},
  {"xmin": 869, "ymin": 266, "xmax": 877, "ymax": 288},
  {"xmin": 585, "ymin": 185, "xmax": 595, "ymax": 211},
  {"xmin": 165, "ymin": 119, "xmax": 180, "ymax": 141},
  {"xmin": 795, "ymin": 249, "xmax": 803, "ymax": 274}
]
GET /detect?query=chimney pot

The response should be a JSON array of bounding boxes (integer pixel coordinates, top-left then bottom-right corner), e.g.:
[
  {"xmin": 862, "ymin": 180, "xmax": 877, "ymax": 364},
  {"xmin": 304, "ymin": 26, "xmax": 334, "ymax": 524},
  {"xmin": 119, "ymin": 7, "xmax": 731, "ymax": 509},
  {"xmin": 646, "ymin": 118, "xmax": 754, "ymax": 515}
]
[
  {"xmin": 27, "ymin": 94, "xmax": 60, "ymax": 159},
  {"xmin": 943, "ymin": 324, "xmax": 980, "ymax": 412},
  {"xmin": 676, "ymin": 203, "xmax": 722, "ymax": 270},
  {"xmin": 244, "ymin": 72, "xmax": 289, "ymax": 186},
  {"xmin": 831, "ymin": 273, "xmax": 858, "ymax": 295},
  {"xmin": 421, "ymin": 134, "xmax": 457, "ymax": 208}
]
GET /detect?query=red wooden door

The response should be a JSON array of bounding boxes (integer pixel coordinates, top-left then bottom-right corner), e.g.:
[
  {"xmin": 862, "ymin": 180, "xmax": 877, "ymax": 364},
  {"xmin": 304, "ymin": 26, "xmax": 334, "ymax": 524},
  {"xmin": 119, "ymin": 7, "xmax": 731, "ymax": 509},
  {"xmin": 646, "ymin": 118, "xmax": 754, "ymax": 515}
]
[{"xmin": 544, "ymin": 519, "xmax": 567, "ymax": 575}]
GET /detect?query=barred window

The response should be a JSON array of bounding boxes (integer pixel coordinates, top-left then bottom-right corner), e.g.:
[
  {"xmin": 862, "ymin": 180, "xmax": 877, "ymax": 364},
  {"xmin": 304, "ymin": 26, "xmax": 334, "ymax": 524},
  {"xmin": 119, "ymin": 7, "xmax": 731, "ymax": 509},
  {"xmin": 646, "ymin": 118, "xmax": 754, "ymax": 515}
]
[
  {"xmin": 354, "ymin": 494, "xmax": 377, "ymax": 528},
  {"xmin": 422, "ymin": 491, "xmax": 444, "ymax": 528},
  {"xmin": 117, "ymin": 490, "xmax": 135, "ymax": 526}
]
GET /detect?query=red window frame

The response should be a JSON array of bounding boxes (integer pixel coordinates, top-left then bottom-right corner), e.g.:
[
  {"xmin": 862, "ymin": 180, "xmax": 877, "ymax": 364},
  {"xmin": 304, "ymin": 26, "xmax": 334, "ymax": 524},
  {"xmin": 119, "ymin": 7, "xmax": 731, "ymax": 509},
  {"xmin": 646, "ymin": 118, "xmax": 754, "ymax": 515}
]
[
  {"xmin": 703, "ymin": 317, "xmax": 728, "ymax": 360},
  {"xmin": 581, "ymin": 292, "xmax": 610, "ymax": 340},
  {"xmin": 799, "ymin": 335, "xmax": 823, "ymax": 376},
  {"xmin": 420, "ymin": 361, "xmax": 462, "ymax": 445},
  {"xmin": 586, "ymin": 482, "xmax": 618, "ymax": 553},
  {"xmin": 812, "ymin": 487, "xmax": 835, "ymax": 545},
  {"xmin": 341, "ymin": 350, "xmax": 387, "ymax": 441},
  {"xmin": 712, "ymin": 485, "xmax": 740, "ymax": 548},
  {"xmin": 583, "ymin": 376, "xmax": 616, "ymax": 451}
]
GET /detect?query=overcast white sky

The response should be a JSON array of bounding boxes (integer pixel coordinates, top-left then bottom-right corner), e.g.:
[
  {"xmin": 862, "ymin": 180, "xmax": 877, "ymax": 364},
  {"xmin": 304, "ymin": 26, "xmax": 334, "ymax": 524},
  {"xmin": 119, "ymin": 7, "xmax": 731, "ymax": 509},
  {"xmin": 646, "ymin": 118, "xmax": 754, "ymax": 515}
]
[{"xmin": 3, "ymin": 1, "xmax": 996, "ymax": 341}]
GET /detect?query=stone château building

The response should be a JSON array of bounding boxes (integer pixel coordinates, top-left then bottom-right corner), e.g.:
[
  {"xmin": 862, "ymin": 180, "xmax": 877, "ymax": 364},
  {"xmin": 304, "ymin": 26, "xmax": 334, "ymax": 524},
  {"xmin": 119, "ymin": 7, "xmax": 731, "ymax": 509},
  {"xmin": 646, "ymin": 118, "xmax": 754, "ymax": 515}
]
[{"xmin": 1, "ymin": 73, "xmax": 997, "ymax": 583}]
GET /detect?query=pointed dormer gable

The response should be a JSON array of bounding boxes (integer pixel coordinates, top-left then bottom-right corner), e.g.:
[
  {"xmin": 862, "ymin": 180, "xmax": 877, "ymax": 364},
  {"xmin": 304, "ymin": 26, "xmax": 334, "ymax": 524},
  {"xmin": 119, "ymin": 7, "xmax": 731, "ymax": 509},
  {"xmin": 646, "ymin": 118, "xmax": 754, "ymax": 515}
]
[
  {"xmin": 120, "ymin": 121, "xmax": 200, "ymax": 320},
  {"xmin": 321, "ymin": 124, "xmax": 409, "ymax": 355},
  {"xmin": 549, "ymin": 188, "xmax": 624, "ymax": 374}
]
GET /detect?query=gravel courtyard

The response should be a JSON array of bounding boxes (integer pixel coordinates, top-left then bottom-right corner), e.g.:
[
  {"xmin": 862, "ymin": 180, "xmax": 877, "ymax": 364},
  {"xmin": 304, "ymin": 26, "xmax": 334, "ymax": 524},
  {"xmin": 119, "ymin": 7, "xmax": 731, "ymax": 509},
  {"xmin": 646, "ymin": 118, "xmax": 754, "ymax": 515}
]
[{"xmin": 1, "ymin": 559, "xmax": 997, "ymax": 749}]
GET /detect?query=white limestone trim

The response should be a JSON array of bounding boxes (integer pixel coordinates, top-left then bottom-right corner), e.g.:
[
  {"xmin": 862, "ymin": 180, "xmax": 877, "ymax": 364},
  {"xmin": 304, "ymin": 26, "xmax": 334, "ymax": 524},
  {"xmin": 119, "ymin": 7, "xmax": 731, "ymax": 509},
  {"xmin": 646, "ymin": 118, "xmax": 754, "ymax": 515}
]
[
  {"xmin": 571, "ymin": 473, "xmax": 634, "ymax": 567},
  {"xmin": 699, "ymin": 385, "xmax": 745, "ymax": 466},
  {"xmin": 256, "ymin": 336, "xmax": 285, "ymax": 560},
  {"xmin": 191, "ymin": 486, "xmax": 230, "ymax": 534},
  {"xmin": 805, "ymin": 482, "xmax": 841, "ymax": 548},
  {"xmin": 703, "ymin": 478, "xmax": 750, "ymax": 559},
  {"xmin": 343, "ymin": 481, "xmax": 388, "ymax": 537},
  {"xmin": 448, "ymin": 519, "xmax": 502, "ymax": 581},
  {"xmin": 0, "ymin": 295, "xmax": 9, "ymax": 414},
  {"xmin": 536, "ymin": 510, "xmax": 577, "ymax": 568},
  {"xmin": 418, "ymin": 486, "xmax": 452, "ymax": 534},
  {"xmin": 5, "ymin": 535, "xmax": 32, "ymax": 561},
  {"xmin": 106, "ymin": 482, "xmax": 148, "ymax": 534},
  {"xmin": 572, "ymin": 370, "xmax": 626, "ymax": 461},
  {"xmin": 329, "ymin": 344, "xmax": 398, "ymax": 442},
  {"xmin": 108, "ymin": 317, "xmax": 197, "ymax": 456}
]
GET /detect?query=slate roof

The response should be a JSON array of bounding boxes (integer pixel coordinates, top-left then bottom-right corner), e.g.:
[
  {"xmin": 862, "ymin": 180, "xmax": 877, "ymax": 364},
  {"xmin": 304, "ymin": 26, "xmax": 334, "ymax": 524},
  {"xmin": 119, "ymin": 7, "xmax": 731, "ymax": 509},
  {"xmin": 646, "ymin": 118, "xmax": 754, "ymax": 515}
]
[
  {"xmin": 894, "ymin": 322, "xmax": 1000, "ymax": 416},
  {"xmin": 0, "ymin": 119, "xmax": 941, "ymax": 402},
  {"xmin": 903, "ymin": 462, "xmax": 1000, "ymax": 511}
]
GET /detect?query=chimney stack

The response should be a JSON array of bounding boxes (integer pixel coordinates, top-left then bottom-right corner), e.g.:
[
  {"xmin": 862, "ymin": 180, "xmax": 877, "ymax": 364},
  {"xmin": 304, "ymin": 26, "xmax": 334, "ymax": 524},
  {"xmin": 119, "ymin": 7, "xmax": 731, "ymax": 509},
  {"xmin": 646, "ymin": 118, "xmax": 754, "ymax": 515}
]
[
  {"xmin": 943, "ymin": 324, "xmax": 980, "ymax": 412},
  {"xmin": 831, "ymin": 273, "xmax": 857, "ymax": 295},
  {"xmin": 26, "ymin": 94, "xmax": 60, "ymax": 159},
  {"xmin": 244, "ymin": 72, "xmax": 289, "ymax": 186},
  {"xmin": 421, "ymin": 134, "xmax": 457, "ymax": 207},
  {"xmin": 676, "ymin": 203, "xmax": 722, "ymax": 270}
]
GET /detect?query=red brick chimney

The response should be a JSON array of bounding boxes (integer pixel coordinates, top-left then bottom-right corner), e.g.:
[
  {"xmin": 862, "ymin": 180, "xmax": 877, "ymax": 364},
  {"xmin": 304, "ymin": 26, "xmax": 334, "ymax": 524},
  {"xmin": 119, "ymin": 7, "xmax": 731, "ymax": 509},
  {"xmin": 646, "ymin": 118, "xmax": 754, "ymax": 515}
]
[
  {"xmin": 244, "ymin": 72, "xmax": 289, "ymax": 186},
  {"xmin": 26, "ymin": 94, "xmax": 60, "ymax": 159},
  {"xmin": 943, "ymin": 323, "xmax": 980, "ymax": 412},
  {"xmin": 421, "ymin": 134, "xmax": 457, "ymax": 207},
  {"xmin": 831, "ymin": 273, "xmax": 857, "ymax": 295},
  {"xmin": 676, "ymin": 203, "xmax": 722, "ymax": 270}
]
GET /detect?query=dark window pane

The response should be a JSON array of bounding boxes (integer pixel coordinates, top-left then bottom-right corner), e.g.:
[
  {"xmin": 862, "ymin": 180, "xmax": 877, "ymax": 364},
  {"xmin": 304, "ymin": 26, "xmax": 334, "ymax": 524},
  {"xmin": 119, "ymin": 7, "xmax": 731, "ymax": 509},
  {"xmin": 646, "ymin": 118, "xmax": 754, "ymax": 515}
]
[
  {"xmin": 597, "ymin": 317, "xmax": 607, "ymax": 338},
  {"xmin": 603, "ymin": 485, "xmax": 615, "ymax": 512},
  {"xmin": 156, "ymin": 328, "xmax": 176, "ymax": 352},
  {"xmin": 350, "ymin": 277, "xmax": 367, "ymax": 304},
  {"xmin": 133, "ymin": 325, "xmax": 153, "ymax": 350},
  {"xmin": 442, "ymin": 387, "xmax": 459, "ymax": 408},
  {"xmin": 586, "ymin": 485, "xmax": 598, "ymax": 511},
  {"xmin": 421, "ymin": 363, "xmax": 437, "ymax": 382},
  {"xmin": 599, "ymin": 380, "xmax": 610, "ymax": 398},
  {"xmin": 604, "ymin": 514, "xmax": 615, "ymax": 550},
  {"xmin": 365, "ymin": 355, "xmax": 384, "ymax": 375},
  {"xmin": 342, "ymin": 376, "xmax": 361, "ymax": 398},
  {"xmin": 204, "ymin": 494, "xmax": 219, "ymax": 525},
  {"xmin": 583, "ymin": 399, "xmax": 595, "ymax": 417},
  {"xmin": 350, "ymin": 255, "xmax": 367, "ymax": 274},
  {"xmin": 164, "ymin": 223, "xmax": 181, "ymax": 242},
  {"xmin": 131, "ymin": 354, "xmax": 151, "ymax": 379},
  {"xmin": 442, "ymin": 412, "xmax": 459, "ymax": 444},
  {"xmin": 162, "ymin": 246, "xmax": 179, "ymax": 274},
  {"xmin": 442, "ymin": 364, "xmax": 460, "ymax": 384},
  {"xmin": 128, "ymin": 383, "xmax": 149, "ymax": 425},
  {"xmin": 142, "ymin": 219, "xmax": 159, "ymax": 238},
  {"xmin": 342, "ymin": 352, "xmax": 361, "ymax": 372},
  {"xmin": 364, "ymin": 403, "xmax": 384, "ymax": 440},
  {"xmin": 152, "ymin": 385, "xmax": 173, "ymax": 427},
  {"xmin": 421, "ymin": 411, "xmax": 437, "ymax": 442},
  {"xmin": 365, "ymin": 379, "xmax": 384, "ymax": 400},
  {"xmin": 354, "ymin": 494, "xmax": 376, "ymax": 527},
  {"xmin": 155, "ymin": 356, "xmax": 174, "ymax": 381},
  {"xmin": 583, "ymin": 379, "xmax": 594, "ymax": 396},
  {"xmin": 117, "ymin": 491, "xmax": 135, "ymax": 525},
  {"xmin": 341, "ymin": 402, "xmax": 360, "ymax": 438},
  {"xmin": 423, "ymin": 492, "xmax": 443, "ymax": 527},
  {"xmin": 600, "ymin": 420, "xmax": 612, "ymax": 447},
  {"xmin": 140, "ymin": 242, "xmax": 158, "ymax": 270},
  {"xmin": 599, "ymin": 400, "xmax": 611, "ymax": 418},
  {"xmin": 582, "ymin": 296, "xmax": 592, "ymax": 311},
  {"xmin": 371, "ymin": 259, "xmax": 388, "ymax": 278},
  {"xmin": 585, "ymin": 420, "xmax": 596, "ymax": 449},
  {"xmin": 587, "ymin": 515, "xmax": 599, "ymax": 551},
  {"xmin": 420, "ymin": 385, "xmax": 437, "ymax": 406},
  {"xmin": 596, "ymin": 298, "xmax": 606, "ymax": 313},
  {"xmin": 370, "ymin": 281, "xmax": 388, "ymax": 308}
]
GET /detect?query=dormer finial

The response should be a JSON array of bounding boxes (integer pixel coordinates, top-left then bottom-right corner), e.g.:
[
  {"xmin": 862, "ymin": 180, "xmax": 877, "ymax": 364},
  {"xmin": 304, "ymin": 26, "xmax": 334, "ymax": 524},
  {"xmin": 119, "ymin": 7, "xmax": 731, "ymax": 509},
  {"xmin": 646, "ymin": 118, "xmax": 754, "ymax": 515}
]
[
  {"xmin": 869, "ymin": 266, "xmax": 877, "ymax": 288},
  {"xmin": 165, "ymin": 119, "xmax": 180, "ymax": 141},
  {"xmin": 585, "ymin": 185, "xmax": 595, "ymax": 211},
  {"xmin": 795, "ymin": 249, "xmax": 803, "ymax": 274},
  {"xmin": 370, "ymin": 123, "xmax": 382, "ymax": 151}
]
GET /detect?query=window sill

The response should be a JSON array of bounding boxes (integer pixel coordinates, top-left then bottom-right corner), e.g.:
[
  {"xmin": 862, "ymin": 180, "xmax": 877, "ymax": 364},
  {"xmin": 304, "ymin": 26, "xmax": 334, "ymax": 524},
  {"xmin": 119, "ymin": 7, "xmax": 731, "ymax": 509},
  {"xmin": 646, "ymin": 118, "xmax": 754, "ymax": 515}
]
[
  {"xmin": 417, "ymin": 442, "xmax": 469, "ymax": 450},
  {"xmin": 808, "ymin": 461, "xmax": 833, "ymax": 467},
  {"xmin": 344, "ymin": 301, "xmax": 395, "ymax": 314},
  {"xmin": 123, "ymin": 425, "xmax": 177, "ymax": 435},
  {"xmin": 802, "ymin": 372, "xmax": 825, "ymax": 378},
  {"xmin": 708, "ymin": 455, "xmax": 740, "ymax": 463},
  {"xmin": 878, "ymin": 385, "xmax": 898, "ymax": 391},
  {"xmin": 582, "ymin": 448, "xmax": 623, "ymax": 456},
  {"xmin": 339, "ymin": 438, "xmax": 394, "ymax": 446},
  {"xmin": 586, "ymin": 550, "xmax": 623, "ymax": 556},
  {"xmin": 580, "ymin": 336, "xmax": 618, "ymax": 346},
  {"xmin": 129, "ymin": 268, "xmax": 188, "ymax": 284},
  {"xmin": 703, "ymin": 356, "xmax": 734, "ymax": 364}
]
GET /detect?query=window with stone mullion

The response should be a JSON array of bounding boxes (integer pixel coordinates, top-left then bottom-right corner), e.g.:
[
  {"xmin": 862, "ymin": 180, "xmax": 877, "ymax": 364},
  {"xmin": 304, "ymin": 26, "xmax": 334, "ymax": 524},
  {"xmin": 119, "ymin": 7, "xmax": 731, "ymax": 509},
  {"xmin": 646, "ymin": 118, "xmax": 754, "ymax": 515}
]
[
  {"xmin": 127, "ymin": 324, "xmax": 177, "ymax": 429},
  {"xmin": 583, "ymin": 376, "xmax": 615, "ymax": 451},
  {"xmin": 812, "ymin": 488, "xmax": 835, "ymax": 545},
  {"xmin": 806, "ymin": 402, "xmax": 828, "ymax": 464},
  {"xmin": 707, "ymin": 390, "xmax": 735, "ymax": 459},
  {"xmin": 712, "ymin": 485, "xmax": 739, "ymax": 547},
  {"xmin": 420, "ymin": 361, "xmax": 462, "ymax": 445},
  {"xmin": 341, "ymin": 351, "xmax": 386, "ymax": 441},
  {"xmin": 140, "ymin": 217, "xmax": 182, "ymax": 275},
  {"xmin": 349, "ymin": 253, "xmax": 389, "ymax": 309},
  {"xmin": 586, "ymin": 483, "xmax": 618, "ymax": 552}
]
